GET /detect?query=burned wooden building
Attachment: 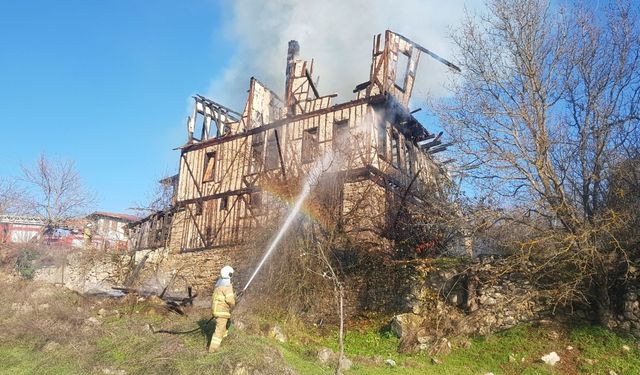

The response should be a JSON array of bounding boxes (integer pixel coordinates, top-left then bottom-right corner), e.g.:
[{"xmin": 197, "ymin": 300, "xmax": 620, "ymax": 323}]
[{"xmin": 130, "ymin": 30, "xmax": 458, "ymax": 254}]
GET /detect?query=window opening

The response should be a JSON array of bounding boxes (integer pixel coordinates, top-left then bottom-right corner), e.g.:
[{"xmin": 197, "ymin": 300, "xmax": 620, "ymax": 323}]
[
  {"xmin": 391, "ymin": 131, "xmax": 401, "ymax": 168},
  {"xmin": 394, "ymin": 52, "xmax": 410, "ymax": 91},
  {"xmin": 265, "ymin": 131, "xmax": 279, "ymax": 170},
  {"xmin": 302, "ymin": 127, "xmax": 319, "ymax": 163},
  {"xmin": 203, "ymin": 151, "xmax": 217, "ymax": 182}
]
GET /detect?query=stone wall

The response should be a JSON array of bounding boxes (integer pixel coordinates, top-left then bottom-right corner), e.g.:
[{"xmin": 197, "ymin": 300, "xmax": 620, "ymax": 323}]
[
  {"xmin": 610, "ymin": 279, "xmax": 640, "ymax": 338},
  {"xmin": 34, "ymin": 250, "xmax": 130, "ymax": 293},
  {"xmin": 393, "ymin": 256, "xmax": 639, "ymax": 352},
  {"xmin": 127, "ymin": 245, "xmax": 251, "ymax": 301},
  {"xmin": 391, "ymin": 256, "xmax": 555, "ymax": 351},
  {"xmin": 32, "ymin": 245, "xmax": 250, "ymax": 301},
  {"xmin": 407, "ymin": 256, "xmax": 555, "ymax": 333},
  {"xmin": 133, "ymin": 239, "xmax": 408, "ymax": 320},
  {"xmin": 31, "ymin": 244, "xmax": 640, "ymax": 344}
]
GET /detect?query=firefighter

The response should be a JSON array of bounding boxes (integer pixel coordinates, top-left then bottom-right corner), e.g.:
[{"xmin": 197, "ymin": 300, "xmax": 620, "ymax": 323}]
[
  {"xmin": 83, "ymin": 223, "xmax": 93, "ymax": 249},
  {"xmin": 209, "ymin": 265, "xmax": 236, "ymax": 352}
]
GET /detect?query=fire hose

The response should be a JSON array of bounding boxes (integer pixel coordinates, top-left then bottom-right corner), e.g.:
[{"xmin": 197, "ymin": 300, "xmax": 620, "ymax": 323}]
[
  {"xmin": 149, "ymin": 316, "xmax": 213, "ymax": 335},
  {"xmin": 151, "ymin": 291, "xmax": 244, "ymax": 335}
]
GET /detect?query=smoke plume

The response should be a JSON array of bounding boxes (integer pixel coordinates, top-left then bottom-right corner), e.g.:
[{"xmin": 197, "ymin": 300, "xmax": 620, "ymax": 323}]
[{"xmin": 209, "ymin": 0, "xmax": 481, "ymax": 110}]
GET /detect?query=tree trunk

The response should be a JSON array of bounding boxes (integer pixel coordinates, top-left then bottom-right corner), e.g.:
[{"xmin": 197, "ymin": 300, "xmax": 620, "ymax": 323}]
[
  {"xmin": 335, "ymin": 284, "xmax": 345, "ymax": 375},
  {"xmin": 593, "ymin": 281, "xmax": 614, "ymax": 327}
]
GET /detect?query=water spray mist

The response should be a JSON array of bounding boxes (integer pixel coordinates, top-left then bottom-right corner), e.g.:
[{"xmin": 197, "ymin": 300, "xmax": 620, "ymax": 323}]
[{"xmin": 242, "ymin": 152, "xmax": 334, "ymax": 293}]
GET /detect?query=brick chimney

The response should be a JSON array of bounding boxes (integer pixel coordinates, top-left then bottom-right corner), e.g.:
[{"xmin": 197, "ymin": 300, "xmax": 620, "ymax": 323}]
[{"xmin": 285, "ymin": 40, "xmax": 300, "ymax": 104}]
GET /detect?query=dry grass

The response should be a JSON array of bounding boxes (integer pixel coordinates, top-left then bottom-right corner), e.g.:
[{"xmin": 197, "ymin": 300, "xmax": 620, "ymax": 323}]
[
  {"xmin": 0, "ymin": 263, "xmax": 638, "ymax": 375},
  {"xmin": 0, "ymin": 269, "xmax": 297, "ymax": 375}
]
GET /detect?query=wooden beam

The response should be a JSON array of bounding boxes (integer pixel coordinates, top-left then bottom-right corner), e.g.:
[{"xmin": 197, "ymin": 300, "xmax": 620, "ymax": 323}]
[
  {"xmin": 390, "ymin": 30, "xmax": 461, "ymax": 72},
  {"xmin": 185, "ymin": 204, "xmax": 207, "ymax": 248},
  {"xmin": 428, "ymin": 144, "xmax": 451, "ymax": 154},
  {"xmin": 274, "ymin": 129, "xmax": 287, "ymax": 179},
  {"xmin": 177, "ymin": 187, "xmax": 256, "ymax": 207},
  {"xmin": 305, "ymin": 69, "xmax": 320, "ymax": 99},
  {"xmin": 180, "ymin": 94, "xmax": 386, "ymax": 152},
  {"xmin": 181, "ymin": 154, "xmax": 204, "ymax": 199},
  {"xmin": 419, "ymin": 131, "xmax": 443, "ymax": 150},
  {"xmin": 209, "ymin": 195, "xmax": 241, "ymax": 246}
]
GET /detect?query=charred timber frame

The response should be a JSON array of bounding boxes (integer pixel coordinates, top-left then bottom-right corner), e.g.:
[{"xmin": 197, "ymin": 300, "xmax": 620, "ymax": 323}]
[{"xmin": 140, "ymin": 30, "xmax": 459, "ymax": 253}]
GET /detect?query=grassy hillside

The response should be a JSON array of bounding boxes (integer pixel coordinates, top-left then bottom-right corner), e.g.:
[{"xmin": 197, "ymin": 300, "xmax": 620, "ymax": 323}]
[{"xmin": 0, "ymin": 274, "xmax": 638, "ymax": 375}]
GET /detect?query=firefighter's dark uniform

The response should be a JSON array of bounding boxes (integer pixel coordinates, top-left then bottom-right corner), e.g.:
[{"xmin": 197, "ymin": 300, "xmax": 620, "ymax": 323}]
[{"xmin": 209, "ymin": 278, "xmax": 235, "ymax": 352}]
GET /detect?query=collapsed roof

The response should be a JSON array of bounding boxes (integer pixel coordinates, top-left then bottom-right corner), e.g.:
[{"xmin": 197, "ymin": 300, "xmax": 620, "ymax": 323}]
[{"xmin": 184, "ymin": 30, "xmax": 459, "ymax": 152}]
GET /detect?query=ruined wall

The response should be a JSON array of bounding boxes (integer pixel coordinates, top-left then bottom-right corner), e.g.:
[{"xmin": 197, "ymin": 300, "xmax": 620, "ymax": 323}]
[
  {"xmin": 174, "ymin": 101, "xmax": 373, "ymax": 251},
  {"xmin": 128, "ymin": 245, "xmax": 252, "ymax": 298},
  {"xmin": 173, "ymin": 94, "xmax": 443, "ymax": 252},
  {"xmin": 610, "ymin": 278, "xmax": 640, "ymax": 339},
  {"xmin": 391, "ymin": 256, "xmax": 640, "ymax": 352},
  {"xmin": 177, "ymin": 101, "xmax": 374, "ymax": 205},
  {"xmin": 341, "ymin": 179, "xmax": 386, "ymax": 238},
  {"xmin": 34, "ymin": 250, "xmax": 131, "ymax": 294},
  {"xmin": 359, "ymin": 31, "xmax": 422, "ymax": 107},
  {"xmin": 27, "ymin": 243, "xmax": 251, "ymax": 301},
  {"xmin": 409, "ymin": 257, "xmax": 554, "ymax": 333},
  {"xmin": 128, "ymin": 209, "xmax": 173, "ymax": 251},
  {"xmin": 370, "ymin": 114, "xmax": 441, "ymax": 191},
  {"xmin": 390, "ymin": 257, "xmax": 557, "ymax": 352}
]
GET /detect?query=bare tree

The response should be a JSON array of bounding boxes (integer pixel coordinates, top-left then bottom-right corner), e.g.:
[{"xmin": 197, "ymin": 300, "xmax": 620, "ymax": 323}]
[
  {"xmin": 21, "ymin": 153, "xmax": 95, "ymax": 228},
  {"xmin": 148, "ymin": 178, "xmax": 176, "ymax": 211},
  {"xmin": 436, "ymin": 0, "xmax": 640, "ymax": 323},
  {"xmin": 130, "ymin": 173, "xmax": 177, "ymax": 215},
  {"xmin": 0, "ymin": 177, "xmax": 24, "ymax": 215},
  {"xmin": 385, "ymin": 169, "xmax": 470, "ymax": 258}
]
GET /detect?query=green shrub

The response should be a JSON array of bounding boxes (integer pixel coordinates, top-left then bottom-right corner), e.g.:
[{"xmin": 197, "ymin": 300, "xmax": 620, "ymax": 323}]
[{"xmin": 15, "ymin": 249, "xmax": 40, "ymax": 279}]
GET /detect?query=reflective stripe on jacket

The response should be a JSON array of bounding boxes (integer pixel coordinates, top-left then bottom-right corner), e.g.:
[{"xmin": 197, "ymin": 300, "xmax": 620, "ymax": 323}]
[{"xmin": 212, "ymin": 279, "xmax": 236, "ymax": 318}]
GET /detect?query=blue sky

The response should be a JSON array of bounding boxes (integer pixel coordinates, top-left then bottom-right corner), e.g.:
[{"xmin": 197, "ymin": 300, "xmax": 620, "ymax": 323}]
[{"xmin": 0, "ymin": 0, "xmax": 231, "ymax": 213}]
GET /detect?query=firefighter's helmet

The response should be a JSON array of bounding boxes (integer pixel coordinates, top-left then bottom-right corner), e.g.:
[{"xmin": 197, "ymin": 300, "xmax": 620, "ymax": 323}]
[{"xmin": 220, "ymin": 265, "xmax": 234, "ymax": 279}]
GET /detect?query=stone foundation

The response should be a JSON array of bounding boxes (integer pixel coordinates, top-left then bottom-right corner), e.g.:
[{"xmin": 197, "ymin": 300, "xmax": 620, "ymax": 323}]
[
  {"xmin": 393, "ymin": 256, "xmax": 639, "ymax": 352},
  {"xmin": 31, "ymin": 245, "xmax": 640, "ymax": 344},
  {"xmin": 610, "ymin": 280, "xmax": 640, "ymax": 338},
  {"xmin": 127, "ymin": 246, "xmax": 248, "ymax": 300},
  {"xmin": 34, "ymin": 250, "xmax": 129, "ymax": 293}
]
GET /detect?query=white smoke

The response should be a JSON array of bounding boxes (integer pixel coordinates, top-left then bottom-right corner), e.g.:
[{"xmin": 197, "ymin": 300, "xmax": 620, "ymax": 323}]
[{"xmin": 209, "ymin": 0, "xmax": 482, "ymax": 110}]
